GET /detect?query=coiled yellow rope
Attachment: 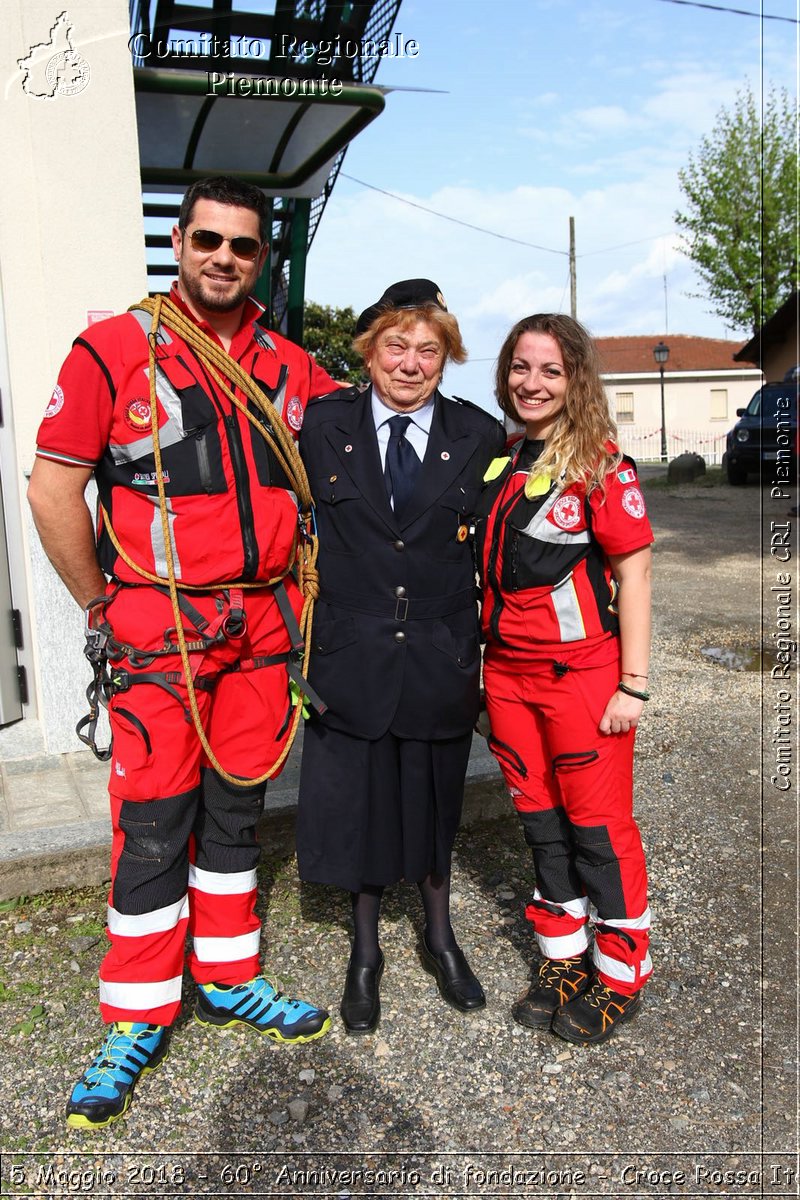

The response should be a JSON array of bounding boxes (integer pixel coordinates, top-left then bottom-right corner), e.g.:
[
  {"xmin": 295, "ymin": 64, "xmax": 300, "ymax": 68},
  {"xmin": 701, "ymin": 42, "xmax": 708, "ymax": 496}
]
[{"xmin": 99, "ymin": 294, "xmax": 319, "ymax": 786}]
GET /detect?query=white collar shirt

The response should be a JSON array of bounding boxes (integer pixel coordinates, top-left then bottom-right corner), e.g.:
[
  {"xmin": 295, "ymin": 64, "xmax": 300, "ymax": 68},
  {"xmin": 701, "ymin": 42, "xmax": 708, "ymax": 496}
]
[{"xmin": 371, "ymin": 389, "xmax": 435, "ymax": 471}]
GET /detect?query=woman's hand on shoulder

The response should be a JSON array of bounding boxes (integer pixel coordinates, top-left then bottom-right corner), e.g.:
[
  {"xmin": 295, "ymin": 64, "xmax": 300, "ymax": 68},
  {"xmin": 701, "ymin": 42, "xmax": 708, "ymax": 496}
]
[{"xmin": 599, "ymin": 689, "xmax": 644, "ymax": 735}]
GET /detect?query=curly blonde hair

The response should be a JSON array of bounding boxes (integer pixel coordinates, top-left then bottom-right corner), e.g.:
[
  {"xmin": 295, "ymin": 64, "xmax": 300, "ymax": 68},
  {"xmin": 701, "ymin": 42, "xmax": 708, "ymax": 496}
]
[{"xmin": 495, "ymin": 313, "xmax": 620, "ymax": 494}]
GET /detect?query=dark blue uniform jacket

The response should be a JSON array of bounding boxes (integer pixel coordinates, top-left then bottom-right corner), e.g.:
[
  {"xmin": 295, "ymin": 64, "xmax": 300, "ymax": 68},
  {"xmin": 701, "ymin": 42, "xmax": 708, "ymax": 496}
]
[{"xmin": 300, "ymin": 385, "xmax": 505, "ymax": 740}]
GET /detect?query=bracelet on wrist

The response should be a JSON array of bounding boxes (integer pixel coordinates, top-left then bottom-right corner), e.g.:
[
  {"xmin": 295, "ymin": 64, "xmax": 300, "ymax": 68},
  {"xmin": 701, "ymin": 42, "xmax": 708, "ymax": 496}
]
[
  {"xmin": 621, "ymin": 671, "xmax": 648, "ymax": 679},
  {"xmin": 618, "ymin": 681, "xmax": 650, "ymax": 701}
]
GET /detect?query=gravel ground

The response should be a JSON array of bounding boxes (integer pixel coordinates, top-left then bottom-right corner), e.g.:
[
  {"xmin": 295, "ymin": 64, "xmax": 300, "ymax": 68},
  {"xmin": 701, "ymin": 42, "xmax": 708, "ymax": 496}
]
[{"xmin": 1, "ymin": 470, "xmax": 797, "ymax": 1198}]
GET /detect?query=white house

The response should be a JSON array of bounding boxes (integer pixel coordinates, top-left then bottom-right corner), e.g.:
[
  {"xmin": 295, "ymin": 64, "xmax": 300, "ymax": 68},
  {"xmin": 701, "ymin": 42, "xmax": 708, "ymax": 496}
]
[{"xmin": 596, "ymin": 335, "xmax": 763, "ymax": 464}]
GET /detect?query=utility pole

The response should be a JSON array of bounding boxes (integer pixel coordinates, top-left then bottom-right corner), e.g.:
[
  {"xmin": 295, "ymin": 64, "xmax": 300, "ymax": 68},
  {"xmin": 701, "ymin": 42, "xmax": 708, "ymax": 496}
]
[{"xmin": 569, "ymin": 216, "xmax": 577, "ymax": 318}]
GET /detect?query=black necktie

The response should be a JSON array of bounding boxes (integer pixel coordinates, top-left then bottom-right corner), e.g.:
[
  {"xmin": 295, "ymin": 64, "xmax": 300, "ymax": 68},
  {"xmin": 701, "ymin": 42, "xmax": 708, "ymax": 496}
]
[{"xmin": 384, "ymin": 414, "xmax": 421, "ymax": 515}]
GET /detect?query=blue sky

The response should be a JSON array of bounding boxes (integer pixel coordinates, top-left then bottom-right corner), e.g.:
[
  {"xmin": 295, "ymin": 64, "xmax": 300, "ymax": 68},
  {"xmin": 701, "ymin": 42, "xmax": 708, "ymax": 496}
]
[{"xmin": 304, "ymin": 0, "xmax": 798, "ymax": 406}]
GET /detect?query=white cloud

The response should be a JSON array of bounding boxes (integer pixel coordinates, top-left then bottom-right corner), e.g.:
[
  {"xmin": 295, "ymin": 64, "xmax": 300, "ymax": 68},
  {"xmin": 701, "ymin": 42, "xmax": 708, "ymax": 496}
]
[{"xmin": 572, "ymin": 105, "xmax": 642, "ymax": 134}]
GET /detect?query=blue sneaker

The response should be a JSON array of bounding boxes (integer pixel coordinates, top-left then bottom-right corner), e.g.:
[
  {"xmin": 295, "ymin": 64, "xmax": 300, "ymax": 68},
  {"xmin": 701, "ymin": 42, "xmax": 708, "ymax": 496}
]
[
  {"xmin": 66, "ymin": 1023, "xmax": 169, "ymax": 1129},
  {"xmin": 195, "ymin": 976, "xmax": 330, "ymax": 1043}
]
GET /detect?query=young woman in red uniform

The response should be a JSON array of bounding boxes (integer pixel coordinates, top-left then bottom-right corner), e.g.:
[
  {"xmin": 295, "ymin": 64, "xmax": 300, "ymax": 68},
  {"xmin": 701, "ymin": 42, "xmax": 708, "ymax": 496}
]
[{"xmin": 477, "ymin": 314, "xmax": 654, "ymax": 1046}]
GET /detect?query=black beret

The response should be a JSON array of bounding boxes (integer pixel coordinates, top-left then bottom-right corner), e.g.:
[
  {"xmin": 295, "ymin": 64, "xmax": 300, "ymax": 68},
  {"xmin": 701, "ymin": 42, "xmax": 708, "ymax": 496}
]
[{"xmin": 355, "ymin": 278, "xmax": 448, "ymax": 334}]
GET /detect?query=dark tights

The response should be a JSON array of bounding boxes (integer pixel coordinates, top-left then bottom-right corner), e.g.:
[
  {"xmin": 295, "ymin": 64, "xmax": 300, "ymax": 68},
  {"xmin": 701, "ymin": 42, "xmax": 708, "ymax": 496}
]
[{"xmin": 349, "ymin": 872, "xmax": 456, "ymax": 966}]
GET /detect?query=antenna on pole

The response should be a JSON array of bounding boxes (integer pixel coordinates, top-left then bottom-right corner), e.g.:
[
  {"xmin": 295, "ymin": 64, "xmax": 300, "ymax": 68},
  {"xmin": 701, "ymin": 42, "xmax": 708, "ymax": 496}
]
[
  {"xmin": 569, "ymin": 216, "xmax": 577, "ymax": 318},
  {"xmin": 663, "ymin": 272, "xmax": 669, "ymax": 334}
]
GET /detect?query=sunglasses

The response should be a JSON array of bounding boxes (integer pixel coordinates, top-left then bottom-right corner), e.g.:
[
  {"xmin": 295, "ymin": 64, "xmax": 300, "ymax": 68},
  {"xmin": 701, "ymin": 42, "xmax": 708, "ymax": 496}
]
[{"xmin": 188, "ymin": 229, "xmax": 262, "ymax": 260}]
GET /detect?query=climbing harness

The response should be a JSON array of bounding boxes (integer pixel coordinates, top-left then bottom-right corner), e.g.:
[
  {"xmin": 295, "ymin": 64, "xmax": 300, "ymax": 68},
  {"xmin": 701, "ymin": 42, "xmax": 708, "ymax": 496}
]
[{"xmin": 78, "ymin": 295, "xmax": 324, "ymax": 785}]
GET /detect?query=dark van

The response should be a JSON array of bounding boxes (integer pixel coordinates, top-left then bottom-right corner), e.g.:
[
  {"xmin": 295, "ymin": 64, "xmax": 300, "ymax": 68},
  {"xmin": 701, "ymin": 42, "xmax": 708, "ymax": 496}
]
[{"xmin": 725, "ymin": 373, "xmax": 798, "ymax": 485}]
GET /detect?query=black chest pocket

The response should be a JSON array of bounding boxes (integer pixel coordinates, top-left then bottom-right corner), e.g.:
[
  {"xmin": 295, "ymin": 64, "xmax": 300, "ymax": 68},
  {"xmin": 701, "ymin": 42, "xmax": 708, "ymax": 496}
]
[
  {"xmin": 249, "ymin": 360, "xmax": 293, "ymax": 489},
  {"xmin": 109, "ymin": 355, "xmax": 226, "ymax": 497},
  {"xmin": 313, "ymin": 472, "xmax": 365, "ymax": 556},
  {"xmin": 429, "ymin": 483, "xmax": 478, "ymax": 562}
]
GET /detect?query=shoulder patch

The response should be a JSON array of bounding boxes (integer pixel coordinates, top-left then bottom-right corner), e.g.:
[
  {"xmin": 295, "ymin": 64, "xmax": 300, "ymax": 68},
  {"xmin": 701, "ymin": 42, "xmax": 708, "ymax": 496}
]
[
  {"xmin": 621, "ymin": 486, "xmax": 647, "ymax": 519},
  {"xmin": 451, "ymin": 394, "xmax": 497, "ymax": 418},
  {"xmin": 450, "ymin": 395, "xmax": 506, "ymax": 441},
  {"xmin": 452, "ymin": 393, "xmax": 479, "ymax": 410},
  {"xmin": 308, "ymin": 385, "xmax": 362, "ymax": 407}
]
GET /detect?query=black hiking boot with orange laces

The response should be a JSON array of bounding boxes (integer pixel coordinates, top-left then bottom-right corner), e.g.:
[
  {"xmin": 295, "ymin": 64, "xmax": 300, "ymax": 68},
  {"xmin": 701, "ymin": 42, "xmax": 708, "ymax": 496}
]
[
  {"xmin": 552, "ymin": 978, "xmax": 642, "ymax": 1045},
  {"xmin": 512, "ymin": 953, "xmax": 592, "ymax": 1030}
]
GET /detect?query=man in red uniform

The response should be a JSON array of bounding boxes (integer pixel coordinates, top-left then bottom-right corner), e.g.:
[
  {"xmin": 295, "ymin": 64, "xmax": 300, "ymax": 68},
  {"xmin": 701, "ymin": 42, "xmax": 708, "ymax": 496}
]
[{"xmin": 28, "ymin": 175, "xmax": 335, "ymax": 1129}]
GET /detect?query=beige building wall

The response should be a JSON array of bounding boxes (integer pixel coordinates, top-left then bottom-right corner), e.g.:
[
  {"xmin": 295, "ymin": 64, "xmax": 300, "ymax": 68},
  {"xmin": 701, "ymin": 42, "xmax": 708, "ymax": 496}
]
[
  {"xmin": 605, "ymin": 368, "xmax": 764, "ymax": 461},
  {"xmin": 0, "ymin": 0, "xmax": 146, "ymax": 754}
]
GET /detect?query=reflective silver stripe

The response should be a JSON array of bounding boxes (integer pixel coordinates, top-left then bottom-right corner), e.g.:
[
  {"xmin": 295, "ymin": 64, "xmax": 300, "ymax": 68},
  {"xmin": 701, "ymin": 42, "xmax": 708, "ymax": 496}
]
[
  {"xmin": 98, "ymin": 976, "xmax": 183, "ymax": 1009},
  {"xmin": 109, "ymin": 418, "xmax": 183, "ymax": 466},
  {"xmin": 253, "ymin": 325, "xmax": 276, "ymax": 353},
  {"xmin": 550, "ymin": 575, "xmax": 586, "ymax": 641},
  {"xmin": 193, "ymin": 930, "xmax": 261, "ymax": 963},
  {"xmin": 149, "ymin": 496, "xmax": 182, "ymax": 579},
  {"xmin": 531, "ymin": 890, "xmax": 590, "ymax": 957},
  {"xmin": 593, "ymin": 947, "xmax": 636, "ymax": 984},
  {"xmin": 188, "ymin": 865, "xmax": 258, "ymax": 895},
  {"xmin": 108, "ymin": 311, "xmax": 186, "ymax": 466},
  {"xmin": 594, "ymin": 947, "xmax": 653, "ymax": 985},
  {"xmin": 516, "ymin": 485, "xmax": 590, "ymax": 546},
  {"xmin": 536, "ymin": 928, "xmax": 590, "ymax": 958},
  {"xmin": 129, "ymin": 307, "xmax": 173, "ymax": 347},
  {"xmin": 526, "ymin": 519, "xmax": 590, "ymax": 547},
  {"xmin": 533, "ymin": 889, "xmax": 589, "ymax": 920},
  {"xmin": 150, "ymin": 362, "xmax": 186, "ymax": 429},
  {"xmin": 107, "ymin": 895, "xmax": 189, "ymax": 937},
  {"xmin": 602, "ymin": 907, "xmax": 651, "ymax": 931}
]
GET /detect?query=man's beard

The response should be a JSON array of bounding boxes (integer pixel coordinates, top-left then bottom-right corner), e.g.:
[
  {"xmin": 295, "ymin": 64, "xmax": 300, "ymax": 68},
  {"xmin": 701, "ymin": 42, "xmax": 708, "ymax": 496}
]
[{"xmin": 181, "ymin": 270, "xmax": 250, "ymax": 314}]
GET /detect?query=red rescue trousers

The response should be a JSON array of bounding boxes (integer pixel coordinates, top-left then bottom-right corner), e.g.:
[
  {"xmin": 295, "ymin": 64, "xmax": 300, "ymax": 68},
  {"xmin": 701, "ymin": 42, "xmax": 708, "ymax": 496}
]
[
  {"xmin": 97, "ymin": 581, "xmax": 302, "ymax": 1025},
  {"xmin": 483, "ymin": 648, "xmax": 652, "ymax": 995}
]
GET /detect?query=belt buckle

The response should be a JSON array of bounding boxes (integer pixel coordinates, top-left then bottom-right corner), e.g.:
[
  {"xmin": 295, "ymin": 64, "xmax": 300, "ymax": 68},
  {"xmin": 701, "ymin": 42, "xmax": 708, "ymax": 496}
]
[{"xmin": 394, "ymin": 596, "xmax": 409, "ymax": 621}]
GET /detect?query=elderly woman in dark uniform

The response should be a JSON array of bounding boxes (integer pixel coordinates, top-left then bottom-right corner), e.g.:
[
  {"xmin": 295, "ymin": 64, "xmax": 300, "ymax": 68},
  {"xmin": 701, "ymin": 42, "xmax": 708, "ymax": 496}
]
[{"xmin": 296, "ymin": 280, "xmax": 505, "ymax": 1033}]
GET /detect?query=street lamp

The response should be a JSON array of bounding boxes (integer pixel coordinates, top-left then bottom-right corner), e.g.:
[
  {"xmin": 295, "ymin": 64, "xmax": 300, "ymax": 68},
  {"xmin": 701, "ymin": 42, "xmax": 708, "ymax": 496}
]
[{"xmin": 653, "ymin": 340, "xmax": 670, "ymax": 463}]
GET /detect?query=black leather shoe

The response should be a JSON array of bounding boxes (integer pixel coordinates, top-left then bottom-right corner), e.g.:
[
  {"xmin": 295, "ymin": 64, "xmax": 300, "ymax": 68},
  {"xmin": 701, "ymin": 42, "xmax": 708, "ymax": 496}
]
[
  {"xmin": 340, "ymin": 952, "xmax": 384, "ymax": 1034},
  {"xmin": 419, "ymin": 936, "xmax": 486, "ymax": 1012}
]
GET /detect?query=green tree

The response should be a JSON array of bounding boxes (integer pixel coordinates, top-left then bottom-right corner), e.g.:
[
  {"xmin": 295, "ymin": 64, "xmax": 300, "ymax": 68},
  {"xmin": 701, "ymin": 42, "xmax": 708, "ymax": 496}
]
[
  {"xmin": 675, "ymin": 86, "xmax": 797, "ymax": 335},
  {"xmin": 303, "ymin": 301, "xmax": 365, "ymax": 384}
]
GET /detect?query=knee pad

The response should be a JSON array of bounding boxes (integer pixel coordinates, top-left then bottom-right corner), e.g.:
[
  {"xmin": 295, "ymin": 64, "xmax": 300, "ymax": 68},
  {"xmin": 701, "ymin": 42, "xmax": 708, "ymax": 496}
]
[
  {"xmin": 114, "ymin": 788, "xmax": 199, "ymax": 914},
  {"xmin": 518, "ymin": 807, "xmax": 583, "ymax": 901},
  {"xmin": 568, "ymin": 820, "xmax": 626, "ymax": 916},
  {"xmin": 518, "ymin": 806, "xmax": 572, "ymax": 849},
  {"xmin": 193, "ymin": 767, "xmax": 265, "ymax": 873}
]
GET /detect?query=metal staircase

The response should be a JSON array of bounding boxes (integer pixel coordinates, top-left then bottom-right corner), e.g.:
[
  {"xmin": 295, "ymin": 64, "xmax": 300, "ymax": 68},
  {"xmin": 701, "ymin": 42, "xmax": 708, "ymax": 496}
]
[{"xmin": 130, "ymin": 0, "xmax": 401, "ymax": 334}]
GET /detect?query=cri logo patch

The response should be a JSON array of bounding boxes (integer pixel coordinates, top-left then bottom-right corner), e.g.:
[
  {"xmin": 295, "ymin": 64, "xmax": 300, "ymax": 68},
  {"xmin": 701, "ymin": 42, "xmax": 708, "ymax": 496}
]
[
  {"xmin": 285, "ymin": 395, "xmax": 304, "ymax": 432},
  {"xmin": 551, "ymin": 494, "xmax": 583, "ymax": 530},
  {"xmin": 622, "ymin": 486, "xmax": 646, "ymax": 519},
  {"xmin": 125, "ymin": 397, "xmax": 152, "ymax": 431},
  {"xmin": 44, "ymin": 385, "xmax": 64, "ymax": 418}
]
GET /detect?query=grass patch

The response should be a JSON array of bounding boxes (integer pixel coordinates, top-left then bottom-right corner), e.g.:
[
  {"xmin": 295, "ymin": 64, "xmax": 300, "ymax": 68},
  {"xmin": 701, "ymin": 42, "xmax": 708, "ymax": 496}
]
[{"xmin": 67, "ymin": 919, "xmax": 106, "ymax": 937}]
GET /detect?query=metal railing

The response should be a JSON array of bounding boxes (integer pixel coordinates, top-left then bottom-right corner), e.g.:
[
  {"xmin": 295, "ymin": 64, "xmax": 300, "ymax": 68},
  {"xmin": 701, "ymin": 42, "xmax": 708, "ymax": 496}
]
[{"xmin": 615, "ymin": 427, "xmax": 728, "ymax": 465}]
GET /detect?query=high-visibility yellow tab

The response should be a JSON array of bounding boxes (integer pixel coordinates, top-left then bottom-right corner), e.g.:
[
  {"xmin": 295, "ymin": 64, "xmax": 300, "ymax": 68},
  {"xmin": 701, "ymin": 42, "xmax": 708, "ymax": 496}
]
[
  {"xmin": 524, "ymin": 471, "xmax": 552, "ymax": 499},
  {"xmin": 483, "ymin": 456, "xmax": 510, "ymax": 482}
]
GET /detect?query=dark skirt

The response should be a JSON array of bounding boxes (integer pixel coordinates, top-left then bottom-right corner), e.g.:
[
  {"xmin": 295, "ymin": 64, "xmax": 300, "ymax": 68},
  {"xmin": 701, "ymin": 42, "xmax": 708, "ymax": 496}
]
[{"xmin": 296, "ymin": 721, "xmax": 472, "ymax": 893}]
